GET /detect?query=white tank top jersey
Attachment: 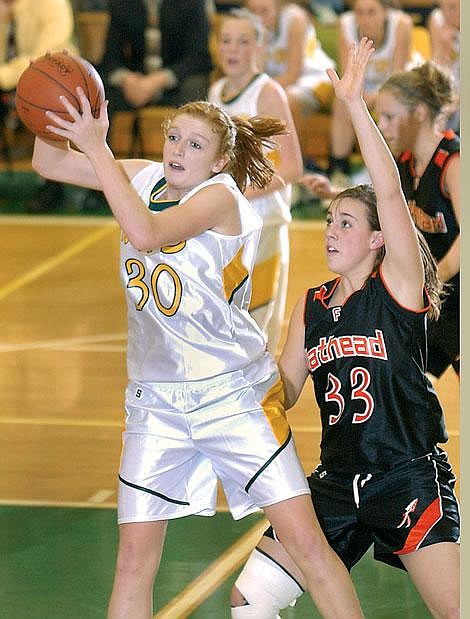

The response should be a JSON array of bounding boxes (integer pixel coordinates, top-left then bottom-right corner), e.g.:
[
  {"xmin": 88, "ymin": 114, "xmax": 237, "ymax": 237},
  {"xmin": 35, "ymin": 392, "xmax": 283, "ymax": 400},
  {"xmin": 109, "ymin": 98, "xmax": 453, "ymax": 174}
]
[
  {"xmin": 431, "ymin": 8, "xmax": 460, "ymax": 86},
  {"xmin": 209, "ymin": 72, "xmax": 292, "ymax": 225},
  {"xmin": 264, "ymin": 3, "xmax": 334, "ymax": 86},
  {"xmin": 121, "ymin": 163, "xmax": 266, "ymax": 382},
  {"xmin": 341, "ymin": 9, "xmax": 401, "ymax": 92}
]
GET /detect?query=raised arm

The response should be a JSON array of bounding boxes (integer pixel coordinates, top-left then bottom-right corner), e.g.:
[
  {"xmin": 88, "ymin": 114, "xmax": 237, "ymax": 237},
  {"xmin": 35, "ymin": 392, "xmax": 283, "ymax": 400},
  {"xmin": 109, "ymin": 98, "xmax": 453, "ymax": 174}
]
[
  {"xmin": 32, "ymin": 135, "xmax": 150, "ymax": 190},
  {"xmin": 327, "ymin": 38, "xmax": 424, "ymax": 308},
  {"xmin": 37, "ymin": 91, "xmax": 240, "ymax": 251}
]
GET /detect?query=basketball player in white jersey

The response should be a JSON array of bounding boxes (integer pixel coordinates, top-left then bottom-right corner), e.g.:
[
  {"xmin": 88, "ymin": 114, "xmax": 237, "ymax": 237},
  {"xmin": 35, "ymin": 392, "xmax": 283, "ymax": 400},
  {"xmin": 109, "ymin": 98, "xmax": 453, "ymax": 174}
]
[
  {"xmin": 245, "ymin": 0, "xmax": 335, "ymax": 143},
  {"xmin": 209, "ymin": 8, "xmax": 303, "ymax": 353},
  {"xmin": 32, "ymin": 91, "xmax": 363, "ymax": 617},
  {"xmin": 328, "ymin": 0, "xmax": 413, "ymax": 181}
]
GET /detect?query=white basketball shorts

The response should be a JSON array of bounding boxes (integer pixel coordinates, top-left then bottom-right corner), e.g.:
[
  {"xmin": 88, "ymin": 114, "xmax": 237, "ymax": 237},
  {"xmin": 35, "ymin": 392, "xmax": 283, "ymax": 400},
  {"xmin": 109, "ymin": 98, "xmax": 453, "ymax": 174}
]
[{"xmin": 117, "ymin": 355, "xmax": 309, "ymax": 523}]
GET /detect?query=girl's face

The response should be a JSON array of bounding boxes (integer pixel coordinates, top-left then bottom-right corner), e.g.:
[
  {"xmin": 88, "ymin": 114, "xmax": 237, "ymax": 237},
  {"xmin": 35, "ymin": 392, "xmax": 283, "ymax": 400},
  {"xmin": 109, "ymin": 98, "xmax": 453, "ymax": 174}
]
[
  {"xmin": 245, "ymin": 0, "xmax": 279, "ymax": 32},
  {"xmin": 376, "ymin": 89, "xmax": 417, "ymax": 155},
  {"xmin": 325, "ymin": 198, "xmax": 383, "ymax": 275},
  {"xmin": 353, "ymin": 0, "xmax": 387, "ymax": 43},
  {"xmin": 439, "ymin": 0, "xmax": 460, "ymax": 29},
  {"xmin": 163, "ymin": 113, "xmax": 227, "ymax": 195},
  {"xmin": 217, "ymin": 17, "xmax": 261, "ymax": 78}
]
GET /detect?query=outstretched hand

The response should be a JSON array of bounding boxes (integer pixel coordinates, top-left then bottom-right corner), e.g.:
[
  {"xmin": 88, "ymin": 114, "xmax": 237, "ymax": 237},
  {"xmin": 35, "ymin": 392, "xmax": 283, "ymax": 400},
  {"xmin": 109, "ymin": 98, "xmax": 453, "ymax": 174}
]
[
  {"xmin": 45, "ymin": 87, "xmax": 109, "ymax": 156},
  {"xmin": 326, "ymin": 37, "xmax": 375, "ymax": 103},
  {"xmin": 301, "ymin": 173, "xmax": 339, "ymax": 200}
]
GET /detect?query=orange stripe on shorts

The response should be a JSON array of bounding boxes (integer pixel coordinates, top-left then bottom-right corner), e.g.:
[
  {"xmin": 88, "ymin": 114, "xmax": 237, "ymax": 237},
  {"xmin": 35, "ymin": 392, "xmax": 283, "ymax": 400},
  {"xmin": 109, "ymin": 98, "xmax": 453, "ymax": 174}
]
[{"xmin": 394, "ymin": 497, "xmax": 443, "ymax": 554}]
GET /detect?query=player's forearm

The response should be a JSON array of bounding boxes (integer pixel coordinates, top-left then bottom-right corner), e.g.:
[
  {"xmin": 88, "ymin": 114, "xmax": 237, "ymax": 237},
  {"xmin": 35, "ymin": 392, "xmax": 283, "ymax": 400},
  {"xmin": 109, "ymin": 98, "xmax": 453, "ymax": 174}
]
[{"xmin": 87, "ymin": 147, "xmax": 157, "ymax": 250}]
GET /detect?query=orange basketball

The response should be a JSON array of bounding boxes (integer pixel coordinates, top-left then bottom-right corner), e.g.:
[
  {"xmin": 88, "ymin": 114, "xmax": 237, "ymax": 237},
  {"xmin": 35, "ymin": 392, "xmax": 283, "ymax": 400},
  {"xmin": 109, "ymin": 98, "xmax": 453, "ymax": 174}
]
[{"xmin": 15, "ymin": 52, "xmax": 105, "ymax": 141}]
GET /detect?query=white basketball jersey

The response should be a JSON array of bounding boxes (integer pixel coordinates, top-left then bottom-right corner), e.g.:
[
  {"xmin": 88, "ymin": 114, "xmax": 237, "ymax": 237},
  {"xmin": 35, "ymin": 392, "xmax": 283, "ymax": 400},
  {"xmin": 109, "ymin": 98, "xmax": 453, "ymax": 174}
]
[
  {"xmin": 264, "ymin": 3, "xmax": 334, "ymax": 85},
  {"xmin": 121, "ymin": 163, "xmax": 266, "ymax": 382},
  {"xmin": 341, "ymin": 9, "xmax": 401, "ymax": 92},
  {"xmin": 209, "ymin": 73, "xmax": 292, "ymax": 225}
]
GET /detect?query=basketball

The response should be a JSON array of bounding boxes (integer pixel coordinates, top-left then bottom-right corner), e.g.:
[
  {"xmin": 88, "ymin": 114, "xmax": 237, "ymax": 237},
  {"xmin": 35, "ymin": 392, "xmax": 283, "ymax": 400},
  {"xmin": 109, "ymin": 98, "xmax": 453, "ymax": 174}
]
[{"xmin": 15, "ymin": 52, "xmax": 105, "ymax": 141}]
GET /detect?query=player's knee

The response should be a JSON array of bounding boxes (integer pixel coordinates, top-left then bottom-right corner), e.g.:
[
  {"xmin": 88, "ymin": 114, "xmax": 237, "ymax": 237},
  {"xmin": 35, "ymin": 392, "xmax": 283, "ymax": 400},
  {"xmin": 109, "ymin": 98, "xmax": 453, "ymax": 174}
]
[
  {"xmin": 230, "ymin": 548, "xmax": 303, "ymax": 619},
  {"xmin": 115, "ymin": 539, "xmax": 159, "ymax": 584}
]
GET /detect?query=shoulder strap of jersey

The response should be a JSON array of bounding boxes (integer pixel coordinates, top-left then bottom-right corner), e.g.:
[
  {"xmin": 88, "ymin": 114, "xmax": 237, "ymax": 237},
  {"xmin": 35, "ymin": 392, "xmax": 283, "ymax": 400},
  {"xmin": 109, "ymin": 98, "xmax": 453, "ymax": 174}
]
[
  {"xmin": 434, "ymin": 131, "xmax": 459, "ymax": 197},
  {"xmin": 303, "ymin": 280, "xmax": 336, "ymax": 328},
  {"xmin": 433, "ymin": 130, "xmax": 460, "ymax": 169}
]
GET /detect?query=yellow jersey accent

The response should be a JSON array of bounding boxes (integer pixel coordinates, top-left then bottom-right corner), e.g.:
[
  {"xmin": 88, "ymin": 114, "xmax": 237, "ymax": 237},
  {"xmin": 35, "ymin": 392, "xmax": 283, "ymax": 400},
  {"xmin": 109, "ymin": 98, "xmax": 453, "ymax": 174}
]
[
  {"xmin": 223, "ymin": 245, "xmax": 249, "ymax": 304},
  {"xmin": 249, "ymin": 254, "xmax": 281, "ymax": 311},
  {"xmin": 261, "ymin": 378, "xmax": 290, "ymax": 445}
]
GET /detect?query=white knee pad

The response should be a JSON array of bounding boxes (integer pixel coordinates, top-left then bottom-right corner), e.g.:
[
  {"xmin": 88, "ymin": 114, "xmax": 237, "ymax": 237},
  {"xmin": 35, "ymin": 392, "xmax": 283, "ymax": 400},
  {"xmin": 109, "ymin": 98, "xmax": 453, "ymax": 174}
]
[{"xmin": 231, "ymin": 548, "xmax": 303, "ymax": 618}]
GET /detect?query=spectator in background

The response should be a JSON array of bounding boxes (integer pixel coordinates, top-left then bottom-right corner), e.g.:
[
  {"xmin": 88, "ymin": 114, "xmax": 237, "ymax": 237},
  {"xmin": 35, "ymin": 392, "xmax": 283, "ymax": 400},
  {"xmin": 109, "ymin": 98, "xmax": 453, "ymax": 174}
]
[
  {"xmin": 428, "ymin": 0, "xmax": 459, "ymax": 134},
  {"xmin": 209, "ymin": 8, "xmax": 303, "ymax": 353},
  {"xmin": 0, "ymin": 0, "xmax": 77, "ymax": 212},
  {"xmin": 100, "ymin": 0, "xmax": 213, "ymax": 121},
  {"xmin": 327, "ymin": 0, "xmax": 413, "ymax": 185},
  {"xmin": 244, "ymin": 0, "xmax": 335, "ymax": 156}
]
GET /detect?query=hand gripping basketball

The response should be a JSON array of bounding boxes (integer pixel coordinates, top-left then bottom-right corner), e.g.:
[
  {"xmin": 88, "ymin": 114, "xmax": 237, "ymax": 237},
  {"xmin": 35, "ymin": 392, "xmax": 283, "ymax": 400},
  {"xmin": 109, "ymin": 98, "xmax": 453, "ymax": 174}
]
[{"xmin": 16, "ymin": 51, "xmax": 105, "ymax": 141}]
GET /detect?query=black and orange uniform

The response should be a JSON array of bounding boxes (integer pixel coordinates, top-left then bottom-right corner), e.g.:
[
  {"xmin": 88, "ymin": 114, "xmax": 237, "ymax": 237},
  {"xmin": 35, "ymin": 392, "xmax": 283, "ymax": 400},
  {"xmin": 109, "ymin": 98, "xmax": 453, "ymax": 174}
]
[
  {"xmin": 398, "ymin": 130, "xmax": 460, "ymax": 378},
  {"xmin": 265, "ymin": 267, "xmax": 460, "ymax": 570}
]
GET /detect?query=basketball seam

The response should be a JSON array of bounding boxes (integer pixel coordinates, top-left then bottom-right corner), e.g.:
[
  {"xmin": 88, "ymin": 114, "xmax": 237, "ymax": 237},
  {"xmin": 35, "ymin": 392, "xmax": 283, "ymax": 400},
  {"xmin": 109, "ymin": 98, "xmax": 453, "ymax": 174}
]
[
  {"xmin": 74, "ymin": 58, "xmax": 103, "ymax": 115},
  {"xmin": 15, "ymin": 91, "xmax": 76, "ymax": 114},
  {"xmin": 21, "ymin": 65, "xmax": 82, "ymax": 110},
  {"xmin": 74, "ymin": 60, "xmax": 96, "ymax": 113}
]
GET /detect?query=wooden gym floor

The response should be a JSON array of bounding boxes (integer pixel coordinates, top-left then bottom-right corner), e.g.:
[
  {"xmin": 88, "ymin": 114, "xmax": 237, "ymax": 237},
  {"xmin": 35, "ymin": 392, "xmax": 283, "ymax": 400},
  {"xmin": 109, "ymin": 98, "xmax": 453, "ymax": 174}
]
[{"xmin": 0, "ymin": 215, "xmax": 459, "ymax": 618}]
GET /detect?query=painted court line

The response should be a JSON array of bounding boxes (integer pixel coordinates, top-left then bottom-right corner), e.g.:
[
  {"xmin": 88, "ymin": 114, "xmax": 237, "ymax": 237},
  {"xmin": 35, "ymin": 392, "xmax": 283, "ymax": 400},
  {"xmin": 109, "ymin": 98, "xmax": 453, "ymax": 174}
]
[
  {"xmin": 0, "ymin": 416, "xmax": 123, "ymax": 428},
  {"xmin": 0, "ymin": 498, "xmax": 234, "ymax": 512},
  {"xmin": 0, "ymin": 416, "xmax": 458, "ymax": 437},
  {"xmin": 0, "ymin": 214, "xmax": 113, "ymax": 227},
  {"xmin": 290, "ymin": 423, "xmax": 458, "ymax": 438},
  {"xmin": 154, "ymin": 518, "xmax": 268, "ymax": 618},
  {"xmin": 0, "ymin": 332, "xmax": 127, "ymax": 353},
  {"xmin": 0, "ymin": 223, "xmax": 116, "ymax": 301},
  {"xmin": 0, "ymin": 215, "xmax": 323, "ymax": 229},
  {"xmin": 88, "ymin": 490, "xmax": 116, "ymax": 504},
  {"xmin": 0, "ymin": 498, "xmax": 117, "ymax": 509}
]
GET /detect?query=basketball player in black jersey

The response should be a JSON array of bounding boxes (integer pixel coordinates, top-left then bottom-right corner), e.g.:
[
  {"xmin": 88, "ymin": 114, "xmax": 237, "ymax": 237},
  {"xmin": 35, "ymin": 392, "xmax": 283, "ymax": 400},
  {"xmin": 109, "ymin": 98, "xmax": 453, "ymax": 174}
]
[
  {"xmin": 378, "ymin": 63, "xmax": 460, "ymax": 383},
  {"xmin": 230, "ymin": 38, "xmax": 459, "ymax": 619},
  {"xmin": 303, "ymin": 60, "xmax": 460, "ymax": 385}
]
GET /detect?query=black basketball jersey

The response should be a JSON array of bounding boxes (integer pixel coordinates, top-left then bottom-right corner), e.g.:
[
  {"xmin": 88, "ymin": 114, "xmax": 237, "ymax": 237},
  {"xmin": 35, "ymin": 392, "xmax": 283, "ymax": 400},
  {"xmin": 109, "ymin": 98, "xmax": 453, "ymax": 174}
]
[
  {"xmin": 398, "ymin": 130, "xmax": 460, "ymax": 298},
  {"xmin": 304, "ymin": 269, "xmax": 447, "ymax": 474}
]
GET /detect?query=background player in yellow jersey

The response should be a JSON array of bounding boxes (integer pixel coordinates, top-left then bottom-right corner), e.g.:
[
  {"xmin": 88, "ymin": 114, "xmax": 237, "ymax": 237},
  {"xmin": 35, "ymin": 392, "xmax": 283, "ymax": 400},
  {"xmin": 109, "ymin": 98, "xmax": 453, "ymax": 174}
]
[
  {"xmin": 209, "ymin": 8, "xmax": 303, "ymax": 353},
  {"xmin": 244, "ymin": 0, "xmax": 335, "ymax": 143}
]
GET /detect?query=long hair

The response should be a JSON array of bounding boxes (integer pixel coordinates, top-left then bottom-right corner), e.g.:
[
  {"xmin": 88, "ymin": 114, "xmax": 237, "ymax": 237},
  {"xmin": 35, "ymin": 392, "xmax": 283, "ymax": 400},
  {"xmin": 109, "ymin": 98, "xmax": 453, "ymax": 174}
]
[
  {"xmin": 163, "ymin": 100, "xmax": 287, "ymax": 192},
  {"xmin": 330, "ymin": 184, "xmax": 445, "ymax": 320}
]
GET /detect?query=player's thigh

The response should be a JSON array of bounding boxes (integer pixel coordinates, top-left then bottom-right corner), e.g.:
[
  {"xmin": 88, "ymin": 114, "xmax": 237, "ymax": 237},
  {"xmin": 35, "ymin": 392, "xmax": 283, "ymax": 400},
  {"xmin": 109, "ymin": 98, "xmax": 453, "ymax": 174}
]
[{"xmin": 400, "ymin": 542, "xmax": 459, "ymax": 618}]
